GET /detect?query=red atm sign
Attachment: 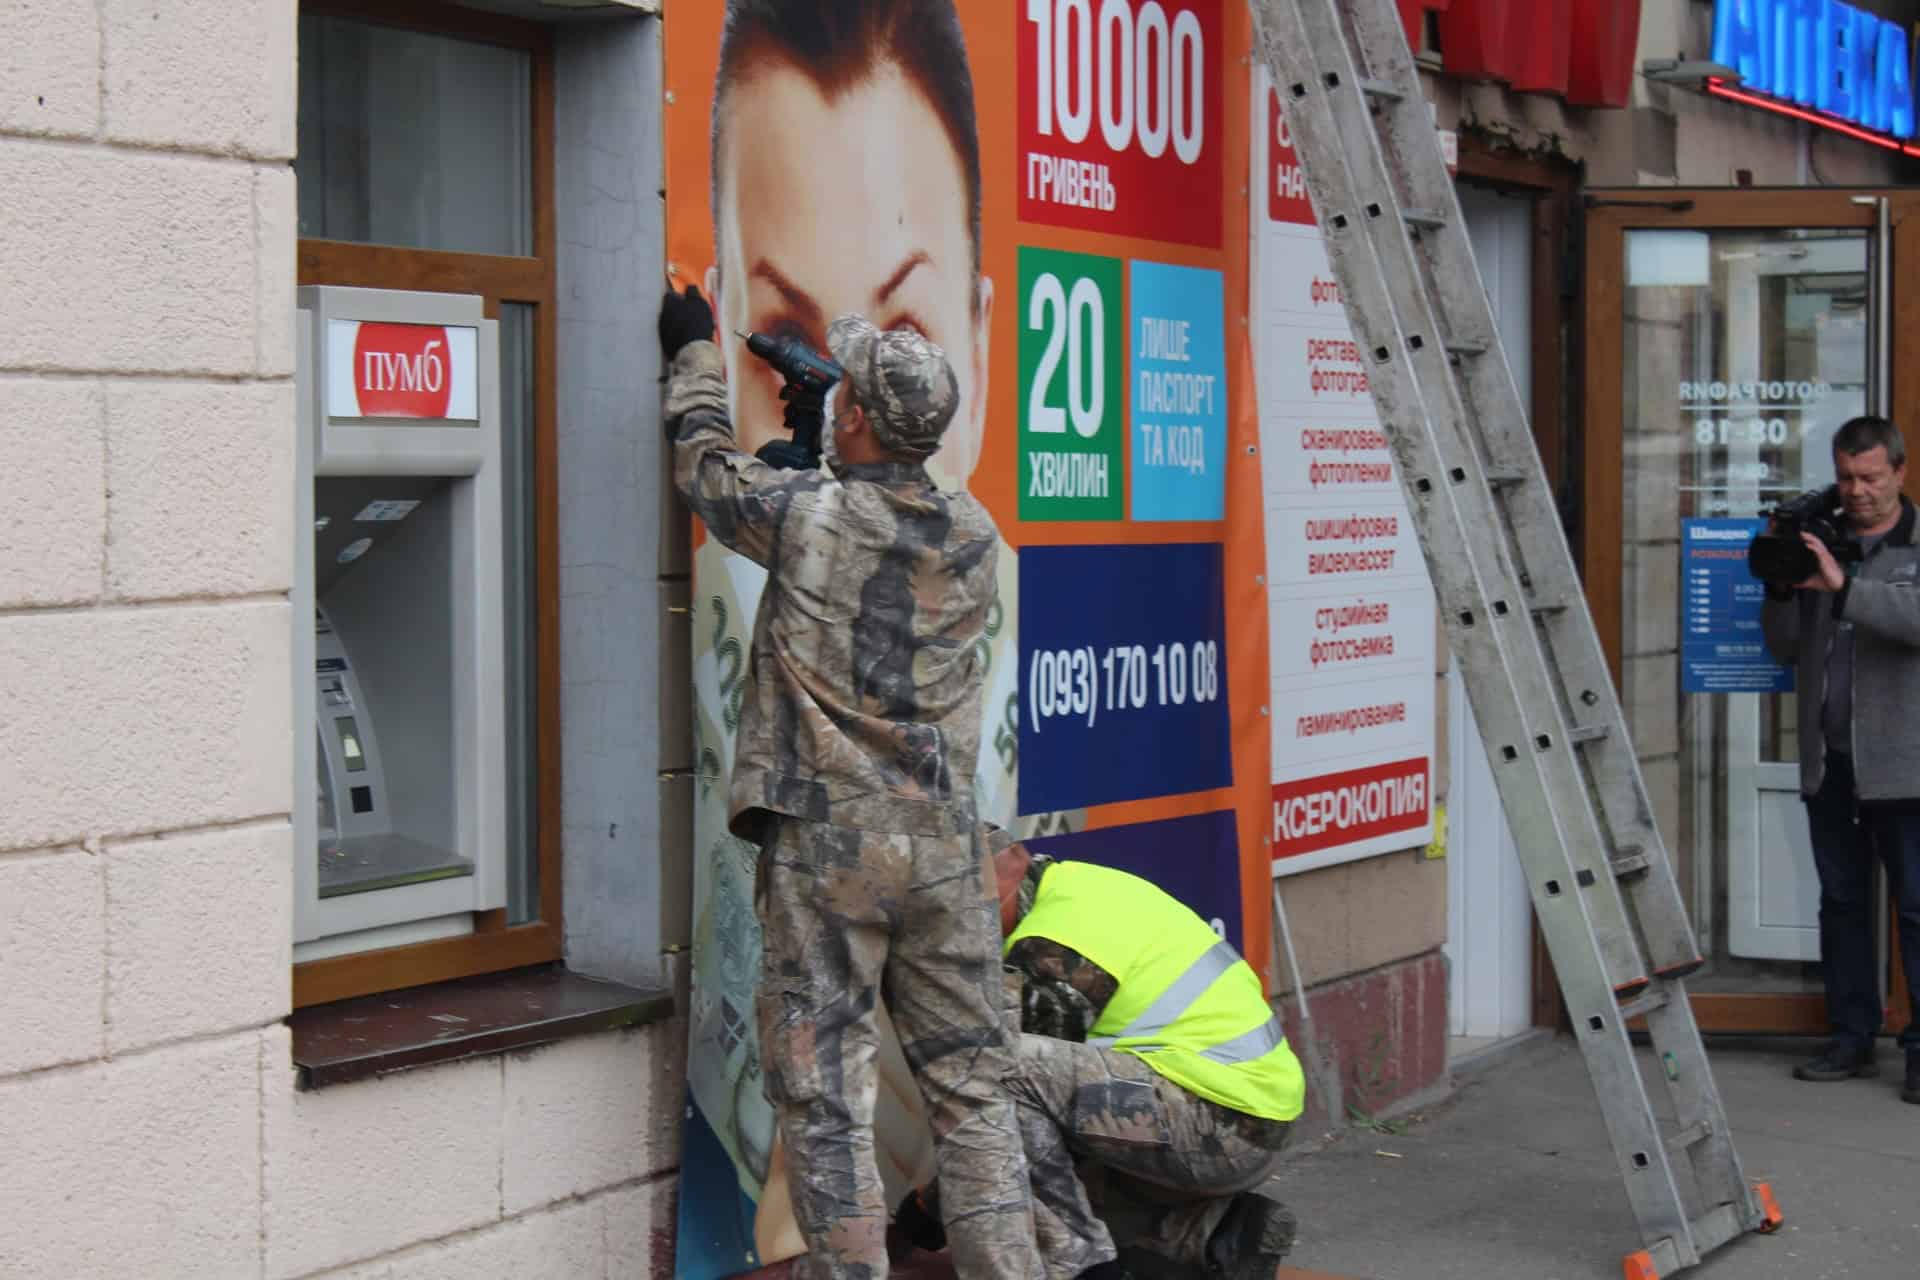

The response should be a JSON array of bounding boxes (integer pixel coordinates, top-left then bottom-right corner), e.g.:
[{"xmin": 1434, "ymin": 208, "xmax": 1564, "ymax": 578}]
[{"xmin": 326, "ymin": 320, "xmax": 479, "ymax": 421}]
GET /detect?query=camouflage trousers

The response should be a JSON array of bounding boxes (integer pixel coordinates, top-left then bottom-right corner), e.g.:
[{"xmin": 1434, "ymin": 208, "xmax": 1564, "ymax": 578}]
[
  {"xmin": 1005, "ymin": 1033, "xmax": 1291, "ymax": 1280},
  {"xmin": 755, "ymin": 816, "xmax": 1042, "ymax": 1280}
]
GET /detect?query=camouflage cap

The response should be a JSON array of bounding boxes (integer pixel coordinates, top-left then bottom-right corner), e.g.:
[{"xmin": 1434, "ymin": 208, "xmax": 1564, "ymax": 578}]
[
  {"xmin": 980, "ymin": 822, "xmax": 1020, "ymax": 857},
  {"xmin": 826, "ymin": 314, "xmax": 960, "ymax": 460}
]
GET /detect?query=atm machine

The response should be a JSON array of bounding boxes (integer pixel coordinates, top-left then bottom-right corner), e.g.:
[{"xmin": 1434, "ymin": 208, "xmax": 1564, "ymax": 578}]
[{"xmin": 293, "ymin": 287, "xmax": 507, "ymax": 954}]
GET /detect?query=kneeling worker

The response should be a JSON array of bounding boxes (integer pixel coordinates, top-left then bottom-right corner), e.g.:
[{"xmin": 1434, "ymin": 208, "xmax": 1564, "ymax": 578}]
[{"xmin": 894, "ymin": 831, "xmax": 1305, "ymax": 1279}]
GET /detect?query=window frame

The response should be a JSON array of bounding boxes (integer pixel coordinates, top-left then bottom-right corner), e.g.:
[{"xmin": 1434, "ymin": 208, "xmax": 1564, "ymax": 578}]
[{"xmin": 293, "ymin": 0, "xmax": 562, "ymax": 1007}]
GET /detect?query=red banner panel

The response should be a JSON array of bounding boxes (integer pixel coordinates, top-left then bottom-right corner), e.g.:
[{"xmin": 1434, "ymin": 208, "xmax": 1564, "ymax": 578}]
[
  {"xmin": 1271, "ymin": 757, "xmax": 1431, "ymax": 859},
  {"xmin": 1018, "ymin": 0, "xmax": 1227, "ymax": 248}
]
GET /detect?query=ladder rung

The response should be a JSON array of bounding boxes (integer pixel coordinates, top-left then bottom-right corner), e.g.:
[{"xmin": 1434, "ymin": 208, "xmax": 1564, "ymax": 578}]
[
  {"xmin": 1616, "ymin": 986, "xmax": 1668, "ymax": 1021},
  {"xmin": 1359, "ymin": 77, "xmax": 1404, "ymax": 101},
  {"xmin": 1402, "ymin": 207, "xmax": 1447, "ymax": 230},
  {"xmin": 1611, "ymin": 845, "xmax": 1652, "ymax": 878},
  {"xmin": 1688, "ymin": 1202, "xmax": 1749, "ymax": 1257},
  {"xmin": 1641, "ymin": 1203, "xmax": 1748, "ymax": 1278},
  {"xmin": 1445, "ymin": 339, "xmax": 1489, "ymax": 358},
  {"xmin": 1665, "ymin": 1119, "xmax": 1715, "ymax": 1156},
  {"xmin": 1485, "ymin": 469, "xmax": 1527, "ymax": 487},
  {"xmin": 1528, "ymin": 598, "xmax": 1570, "ymax": 617},
  {"xmin": 1568, "ymin": 725, "xmax": 1611, "ymax": 745}
]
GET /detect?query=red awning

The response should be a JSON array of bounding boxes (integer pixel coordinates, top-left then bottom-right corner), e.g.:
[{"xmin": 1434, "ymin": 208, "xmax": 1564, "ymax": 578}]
[
  {"xmin": 1437, "ymin": 0, "xmax": 1513, "ymax": 80},
  {"xmin": 1415, "ymin": 0, "xmax": 1638, "ymax": 107},
  {"xmin": 1397, "ymin": 0, "xmax": 1452, "ymax": 54},
  {"xmin": 1566, "ymin": 0, "xmax": 1642, "ymax": 107},
  {"xmin": 1508, "ymin": 0, "xmax": 1573, "ymax": 97}
]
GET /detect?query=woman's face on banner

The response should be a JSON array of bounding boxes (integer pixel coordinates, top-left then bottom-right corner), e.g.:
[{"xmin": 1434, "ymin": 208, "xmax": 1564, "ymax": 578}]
[{"xmin": 710, "ymin": 62, "xmax": 993, "ymax": 491}]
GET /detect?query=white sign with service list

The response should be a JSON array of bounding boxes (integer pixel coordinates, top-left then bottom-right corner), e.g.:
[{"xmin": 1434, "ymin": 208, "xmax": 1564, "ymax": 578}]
[{"xmin": 1252, "ymin": 68, "xmax": 1436, "ymax": 875}]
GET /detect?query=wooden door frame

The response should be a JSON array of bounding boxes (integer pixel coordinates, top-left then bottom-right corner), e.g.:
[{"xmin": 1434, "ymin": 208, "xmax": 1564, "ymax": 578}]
[{"xmin": 1582, "ymin": 187, "xmax": 1918, "ymax": 1037}]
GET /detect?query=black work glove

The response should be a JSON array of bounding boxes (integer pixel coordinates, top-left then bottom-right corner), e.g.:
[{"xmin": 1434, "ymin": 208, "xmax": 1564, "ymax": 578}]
[
  {"xmin": 886, "ymin": 1189, "xmax": 947, "ymax": 1262},
  {"xmin": 659, "ymin": 284, "xmax": 715, "ymax": 361},
  {"xmin": 1022, "ymin": 975, "xmax": 1095, "ymax": 1042}
]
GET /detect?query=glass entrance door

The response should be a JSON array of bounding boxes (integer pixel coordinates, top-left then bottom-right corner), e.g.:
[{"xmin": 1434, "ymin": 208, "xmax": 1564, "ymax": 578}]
[{"xmin": 1585, "ymin": 191, "xmax": 1913, "ymax": 1033}]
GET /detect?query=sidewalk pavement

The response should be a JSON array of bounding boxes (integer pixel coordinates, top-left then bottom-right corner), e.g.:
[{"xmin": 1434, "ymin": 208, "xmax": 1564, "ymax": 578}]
[
  {"xmin": 744, "ymin": 1034, "xmax": 1915, "ymax": 1280},
  {"xmin": 1269, "ymin": 1032, "xmax": 1919, "ymax": 1280}
]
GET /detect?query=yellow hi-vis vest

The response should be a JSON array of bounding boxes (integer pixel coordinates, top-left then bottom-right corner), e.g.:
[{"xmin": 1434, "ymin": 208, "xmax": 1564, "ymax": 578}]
[{"xmin": 1006, "ymin": 861, "xmax": 1305, "ymax": 1123}]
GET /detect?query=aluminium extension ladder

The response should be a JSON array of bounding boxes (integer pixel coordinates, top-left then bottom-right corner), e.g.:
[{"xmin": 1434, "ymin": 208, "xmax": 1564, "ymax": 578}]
[{"xmin": 1246, "ymin": 1, "xmax": 1784, "ymax": 1275}]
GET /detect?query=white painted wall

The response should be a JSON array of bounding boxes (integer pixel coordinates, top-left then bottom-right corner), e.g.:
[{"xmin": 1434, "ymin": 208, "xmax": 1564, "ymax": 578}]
[
  {"xmin": 0, "ymin": 6, "xmax": 684, "ymax": 1276},
  {"xmin": 1442, "ymin": 184, "xmax": 1537, "ymax": 1045}
]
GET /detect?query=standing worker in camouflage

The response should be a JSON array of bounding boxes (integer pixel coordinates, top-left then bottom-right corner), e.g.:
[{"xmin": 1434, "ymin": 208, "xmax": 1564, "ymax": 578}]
[
  {"xmin": 890, "ymin": 830, "xmax": 1303, "ymax": 1280},
  {"xmin": 659, "ymin": 284, "xmax": 1041, "ymax": 1280}
]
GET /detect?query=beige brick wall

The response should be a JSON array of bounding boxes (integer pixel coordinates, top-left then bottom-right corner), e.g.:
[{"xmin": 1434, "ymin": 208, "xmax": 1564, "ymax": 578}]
[
  {"xmin": 1273, "ymin": 851, "xmax": 1449, "ymax": 990},
  {"xmin": 0, "ymin": 8, "xmax": 684, "ymax": 1277}
]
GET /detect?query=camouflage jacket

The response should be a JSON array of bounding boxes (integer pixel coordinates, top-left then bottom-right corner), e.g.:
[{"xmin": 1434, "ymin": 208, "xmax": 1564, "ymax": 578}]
[{"xmin": 668, "ymin": 340, "xmax": 1000, "ymax": 841}]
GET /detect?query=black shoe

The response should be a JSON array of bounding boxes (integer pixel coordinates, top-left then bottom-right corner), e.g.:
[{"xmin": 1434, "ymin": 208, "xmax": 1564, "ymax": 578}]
[
  {"xmin": 1904, "ymin": 1049, "xmax": 1919, "ymax": 1104},
  {"xmin": 1076, "ymin": 1262, "xmax": 1131, "ymax": 1280},
  {"xmin": 1792, "ymin": 1040, "xmax": 1879, "ymax": 1081},
  {"xmin": 1206, "ymin": 1192, "xmax": 1297, "ymax": 1280}
]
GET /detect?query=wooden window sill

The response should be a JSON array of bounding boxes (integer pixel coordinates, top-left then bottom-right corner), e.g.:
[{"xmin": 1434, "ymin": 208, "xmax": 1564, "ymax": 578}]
[{"xmin": 288, "ymin": 964, "xmax": 673, "ymax": 1089}]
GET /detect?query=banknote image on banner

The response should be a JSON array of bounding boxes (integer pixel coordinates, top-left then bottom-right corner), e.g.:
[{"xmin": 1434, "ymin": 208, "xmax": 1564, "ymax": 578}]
[
  {"xmin": 1251, "ymin": 70, "xmax": 1436, "ymax": 876},
  {"xmin": 663, "ymin": 5, "xmax": 1270, "ymax": 1275}
]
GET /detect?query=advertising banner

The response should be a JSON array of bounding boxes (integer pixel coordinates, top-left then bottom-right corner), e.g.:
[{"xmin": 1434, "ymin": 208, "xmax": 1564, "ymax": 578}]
[
  {"xmin": 662, "ymin": 4, "xmax": 1271, "ymax": 1274},
  {"xmin": 1250, "ymin": 69, "xmax": 1437, "ymax": 876}
]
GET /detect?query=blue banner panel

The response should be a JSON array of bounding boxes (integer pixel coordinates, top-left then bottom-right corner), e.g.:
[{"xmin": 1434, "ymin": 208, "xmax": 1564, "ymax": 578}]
[
  {"xmin": 1681, "ymin": 518, "xmax": 1794, "ymax": 694},
  {"xmin": 673, "ymin": 1099, "xmax": 765, "ymax": 1280},
  {"xmin": 1025, "ymin": 809, "xmax": 1244, "ymax": 951},
  {"xmin": 1018, "ymin": 542, "xmax": 1234, "ymax": 813}
]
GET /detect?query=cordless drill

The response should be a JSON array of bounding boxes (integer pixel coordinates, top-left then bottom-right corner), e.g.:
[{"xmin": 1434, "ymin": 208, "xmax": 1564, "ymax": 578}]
[{"xmin": 740, "ymin": 330, "xmax": 844, "ymax": 471}]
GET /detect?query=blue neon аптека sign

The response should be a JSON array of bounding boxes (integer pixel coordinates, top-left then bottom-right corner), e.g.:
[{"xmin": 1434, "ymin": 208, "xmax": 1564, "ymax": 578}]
[{"xmin": 1712, "ymin": 0, "xmax": 1915, "ymax": 139}]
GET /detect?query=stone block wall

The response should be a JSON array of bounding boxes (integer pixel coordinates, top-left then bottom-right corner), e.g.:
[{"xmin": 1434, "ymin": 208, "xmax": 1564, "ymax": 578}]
[{"xmin": 0, "ymin": 7, "xmax": 685, "ymax": 1276}]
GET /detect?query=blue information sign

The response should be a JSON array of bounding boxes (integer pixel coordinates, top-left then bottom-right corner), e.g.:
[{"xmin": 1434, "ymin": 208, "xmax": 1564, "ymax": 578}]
[
  {"xmin": 1681, "ymin": 518, "xmax": 1794, "ymax": 694},
  {"xmin": 1018, "ymin": 542, "xmax": 1234, "ymax": 813},
  {"xmin": 1129, "ymin": 260, "xmax": 1227, "ymax": 521}
]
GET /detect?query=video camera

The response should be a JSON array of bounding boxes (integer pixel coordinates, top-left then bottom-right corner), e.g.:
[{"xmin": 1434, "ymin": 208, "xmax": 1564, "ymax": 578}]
[
  {"xmin": 740, "ymin": 330, "xmax": 843, "ymax": 471},
  {"xmin": 1746, "ymin": 485, "xmax": 1861, "ymax": 587}
]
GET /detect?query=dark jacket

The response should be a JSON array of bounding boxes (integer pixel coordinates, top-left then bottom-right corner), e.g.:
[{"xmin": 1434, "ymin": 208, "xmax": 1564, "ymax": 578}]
[{"xmin": 1761, "ymin": 496, "xmax": 1920, "ymax": 801}]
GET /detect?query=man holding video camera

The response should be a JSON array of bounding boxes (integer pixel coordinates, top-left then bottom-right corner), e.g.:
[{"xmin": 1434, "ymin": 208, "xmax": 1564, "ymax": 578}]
[{"xmin": 1759, "ymin": 415, "xmax": 1920, "ymax": 1102}]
